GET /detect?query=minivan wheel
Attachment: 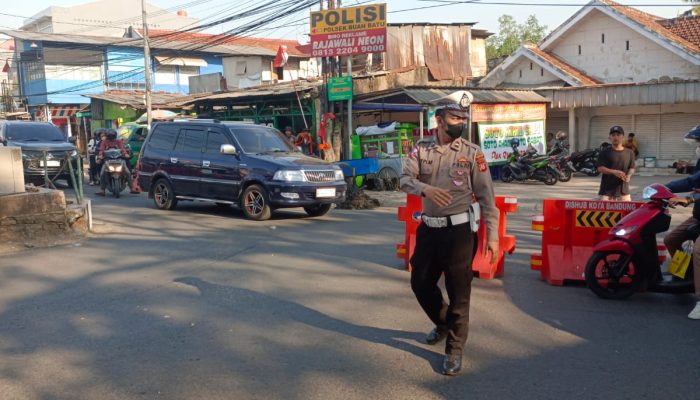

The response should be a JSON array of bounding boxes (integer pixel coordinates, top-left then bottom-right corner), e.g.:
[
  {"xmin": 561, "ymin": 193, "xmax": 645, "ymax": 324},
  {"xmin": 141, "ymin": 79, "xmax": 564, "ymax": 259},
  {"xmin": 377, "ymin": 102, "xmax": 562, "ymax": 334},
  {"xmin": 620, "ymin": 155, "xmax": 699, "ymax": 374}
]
[
  {"xmin": 304, "ymin": 203, "xmax": 332, "ymax": 217},
  {"xmin": 241, "ymin": 184, "xmax": 272, "ymax": 221},
  {"xmin": 153, "ymin": 178, "xmax": 178, "ymax": 210}
]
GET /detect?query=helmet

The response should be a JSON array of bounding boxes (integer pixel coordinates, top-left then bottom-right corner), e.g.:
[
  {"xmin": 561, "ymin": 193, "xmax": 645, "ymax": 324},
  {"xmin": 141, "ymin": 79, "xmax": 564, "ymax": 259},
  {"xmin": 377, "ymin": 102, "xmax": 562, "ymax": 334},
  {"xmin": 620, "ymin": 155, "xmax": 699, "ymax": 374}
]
[
  {"xmin": 106, "ymin": 128, "xmax": 117, "ymax": 140},
  {"xmin": 93, "ymin": 128, "xmax": 107, "ymax": 137},
  {"xmin": 683, "ymin": 125, "xmax": 700, "ymax": 145},
  {"xmin": 555, "ymin": 131, "xmax": 567, "ymax": 140},
  {"xmin": 510, "ymin": 138, "xmax": 520, "ymax": 147}
]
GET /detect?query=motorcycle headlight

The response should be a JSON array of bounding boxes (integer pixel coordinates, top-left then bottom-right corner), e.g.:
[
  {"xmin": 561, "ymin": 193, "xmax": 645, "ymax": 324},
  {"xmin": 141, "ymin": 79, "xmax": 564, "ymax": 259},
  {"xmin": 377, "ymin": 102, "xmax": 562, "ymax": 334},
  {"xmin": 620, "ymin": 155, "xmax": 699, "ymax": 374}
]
[
  {"xmin": 642, "ymin": 186, "xmax": 658, "ymax": 199},
  {"xmin": 273, "ymin": 170, "xmax": 306, "ymax": 182},
  {"xmin": 614, "ymin": 226, "xmax": 637, "ymax": 236},
  {"xmin": 108, "ymin": 164, "xmax": 123, "ymax": 172}
]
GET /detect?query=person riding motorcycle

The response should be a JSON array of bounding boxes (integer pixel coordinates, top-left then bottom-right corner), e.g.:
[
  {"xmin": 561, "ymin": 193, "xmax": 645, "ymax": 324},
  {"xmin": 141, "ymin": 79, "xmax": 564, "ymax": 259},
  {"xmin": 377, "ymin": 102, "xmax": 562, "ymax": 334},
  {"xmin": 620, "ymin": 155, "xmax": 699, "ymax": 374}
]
[
  {"xmin": 663, "ymin": 124, "xmax": 700, "ymax": 319},
  {"xmin": 95, "ymin": 128, "xmax": 139, "ymax": 196}
]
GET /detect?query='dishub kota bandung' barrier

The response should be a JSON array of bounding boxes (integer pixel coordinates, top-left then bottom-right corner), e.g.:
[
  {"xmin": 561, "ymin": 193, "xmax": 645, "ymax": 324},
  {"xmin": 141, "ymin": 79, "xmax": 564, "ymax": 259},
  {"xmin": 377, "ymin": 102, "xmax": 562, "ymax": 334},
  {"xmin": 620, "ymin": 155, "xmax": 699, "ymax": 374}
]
[
  {"xmin": 530, "ymin": 199, "xmax": 666, "ymax": 286},
  {"xmin": 397, "ymin": 194, "xmax": 517, "ymax": 279}
]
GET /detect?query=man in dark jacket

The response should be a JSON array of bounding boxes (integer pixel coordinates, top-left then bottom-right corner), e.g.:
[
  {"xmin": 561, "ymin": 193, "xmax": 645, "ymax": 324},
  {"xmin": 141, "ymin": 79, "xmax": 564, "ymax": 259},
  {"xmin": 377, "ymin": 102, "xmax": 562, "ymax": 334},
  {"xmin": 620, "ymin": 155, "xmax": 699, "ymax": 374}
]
[{"xmin": 664, "ymin": 172, "xmax": 700, "ymax": 319}]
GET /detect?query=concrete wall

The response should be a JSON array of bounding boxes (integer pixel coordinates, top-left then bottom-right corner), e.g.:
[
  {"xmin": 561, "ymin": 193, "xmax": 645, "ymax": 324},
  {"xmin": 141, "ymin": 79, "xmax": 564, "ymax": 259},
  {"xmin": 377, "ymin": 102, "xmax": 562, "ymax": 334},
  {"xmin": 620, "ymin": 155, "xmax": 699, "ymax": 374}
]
[
  {"xmin": 0, "ymin": 189, "xmax": 87, "ymax": 253},
  {"xmin": 504, "ymin": 58, "xmax": 561, "ymax": 85},
  {"xmin": 550, "ymin": 9, "xmax": 700, "ymax": 83},
  {"xmin": 22, "ymin": 0, "xmax": 199, "ymax": 37}
]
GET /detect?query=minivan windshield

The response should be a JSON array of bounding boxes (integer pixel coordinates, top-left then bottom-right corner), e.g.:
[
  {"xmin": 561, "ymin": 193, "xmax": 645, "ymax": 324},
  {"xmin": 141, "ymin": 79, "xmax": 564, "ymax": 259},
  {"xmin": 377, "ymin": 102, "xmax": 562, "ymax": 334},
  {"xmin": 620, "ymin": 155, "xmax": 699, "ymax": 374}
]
[
  {"xmin": 7, "ymin": 123, "xmax": 66, "ymax": 142},
  {"xmin": 229, "ymin": 125, "xmax": 294, "ymax": 154}
]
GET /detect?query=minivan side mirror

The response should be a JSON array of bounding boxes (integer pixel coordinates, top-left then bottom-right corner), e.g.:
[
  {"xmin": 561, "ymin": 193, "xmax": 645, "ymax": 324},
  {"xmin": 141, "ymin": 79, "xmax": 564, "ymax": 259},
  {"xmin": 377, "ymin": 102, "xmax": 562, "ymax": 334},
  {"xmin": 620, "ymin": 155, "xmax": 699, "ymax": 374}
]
[
  {"xmin": 221, "ymin": 144, "xmax": 238, "ymax": 155},
  {"xmin": 68, "ymin": 136, "xmax": 77, "ymax": 144}
]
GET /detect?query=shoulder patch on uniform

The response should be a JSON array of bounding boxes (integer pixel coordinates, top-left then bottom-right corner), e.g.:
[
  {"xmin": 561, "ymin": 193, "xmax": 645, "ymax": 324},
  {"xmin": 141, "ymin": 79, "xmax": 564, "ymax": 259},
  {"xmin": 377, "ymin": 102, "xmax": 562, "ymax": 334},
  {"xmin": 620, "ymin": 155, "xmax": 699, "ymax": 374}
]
[{"xmin": 475, "ymin": 151, "xmax": 488, "ymax": 172}]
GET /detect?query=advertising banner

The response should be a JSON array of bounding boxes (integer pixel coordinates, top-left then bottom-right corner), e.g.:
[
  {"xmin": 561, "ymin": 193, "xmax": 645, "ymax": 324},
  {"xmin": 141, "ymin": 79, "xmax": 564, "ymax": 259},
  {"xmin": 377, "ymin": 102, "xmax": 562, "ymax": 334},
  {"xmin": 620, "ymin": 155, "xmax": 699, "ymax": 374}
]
[
  {"xmin": 328, "ymin": 76, "xmax": 353, "ymax": 101},
  {"xmin": 310, "ymin": 4, "xmax": 387, "ymax": 58},
  {"xmin": 478, "ymin": 120, "xmax": 546, "ymax": 164},
  {"xmin": 471, "ymin": 103, "xmax": 546, "ymax": 123}
]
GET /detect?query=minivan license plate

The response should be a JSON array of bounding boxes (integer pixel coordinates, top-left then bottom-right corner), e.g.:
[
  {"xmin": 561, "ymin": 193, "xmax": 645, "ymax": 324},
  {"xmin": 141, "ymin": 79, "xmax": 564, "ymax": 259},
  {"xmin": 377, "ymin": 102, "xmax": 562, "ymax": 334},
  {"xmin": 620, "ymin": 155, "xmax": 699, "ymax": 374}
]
[
  {"xmin": 316, "ymin": 188, "xmax": 335, "ymax": 198},
  {"xmin": 40, "ymin": 160, "xmax": 60, "ymax": 167}
]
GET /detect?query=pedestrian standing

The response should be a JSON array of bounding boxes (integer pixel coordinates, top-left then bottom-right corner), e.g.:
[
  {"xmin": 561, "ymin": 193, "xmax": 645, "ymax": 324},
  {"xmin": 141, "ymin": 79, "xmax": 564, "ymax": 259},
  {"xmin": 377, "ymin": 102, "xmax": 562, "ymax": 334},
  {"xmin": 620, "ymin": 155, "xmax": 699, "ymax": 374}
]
[
  {"xmin": 295, "ymin": 128, "xmax": 313, "ymax": 155},
  {"xmin": 597, "ymin": 125, "xmax": 636, "ymax": 201},
  {"xmin": 400, "ymin": 101, "xmax": 499, "ymax": 376},
  {"xmin": 625, "ymin": 132, "xmax": 639, "ymax": 158}
]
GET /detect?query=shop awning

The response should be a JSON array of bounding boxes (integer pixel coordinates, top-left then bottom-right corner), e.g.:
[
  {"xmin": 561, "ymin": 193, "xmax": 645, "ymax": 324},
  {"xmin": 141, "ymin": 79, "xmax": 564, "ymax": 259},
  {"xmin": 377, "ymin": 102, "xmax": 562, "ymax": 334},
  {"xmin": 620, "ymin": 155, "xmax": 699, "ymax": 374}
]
[
  {"xmin": 155, "ymin": 56, "xmax": 208, "ymax": 67},
  {"xmin": 50, "ymin": 105, "xmax": 81, "ymax": 118},
  {"xmin": 353, "ymin": 102, "xmax": 424, "ymax": 112}
]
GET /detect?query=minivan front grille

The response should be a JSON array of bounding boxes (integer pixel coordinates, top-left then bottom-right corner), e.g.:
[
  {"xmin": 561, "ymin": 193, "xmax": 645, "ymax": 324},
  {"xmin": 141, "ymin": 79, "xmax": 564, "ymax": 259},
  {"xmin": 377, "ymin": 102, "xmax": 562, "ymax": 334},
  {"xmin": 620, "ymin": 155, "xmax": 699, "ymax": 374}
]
[{"xmin": 304, "ymin": 170, "xmax": 336, "ymax": 182}]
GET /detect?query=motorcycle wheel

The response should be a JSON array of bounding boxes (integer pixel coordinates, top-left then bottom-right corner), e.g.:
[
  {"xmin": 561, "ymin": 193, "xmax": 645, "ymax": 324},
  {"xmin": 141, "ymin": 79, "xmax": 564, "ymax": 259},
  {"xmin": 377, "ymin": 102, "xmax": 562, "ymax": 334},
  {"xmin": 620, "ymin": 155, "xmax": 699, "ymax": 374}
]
[
  {"xmin": 585, "ymin": 251, "xmax": 641, "ymax": 300},
  {"xmin": 501, "ymin": 166, "xmax": 514, "ymax": 183},
  {"xmin": 559, "ymin": 168, "xmax": 573, "ymax": 182},
  {"xmin": 112, "ymin": 176, "xmax": 120, "ymax": 198},
  {"xmin": 543, "ymin": 167, "xmax": 558, "ymax": 185}
]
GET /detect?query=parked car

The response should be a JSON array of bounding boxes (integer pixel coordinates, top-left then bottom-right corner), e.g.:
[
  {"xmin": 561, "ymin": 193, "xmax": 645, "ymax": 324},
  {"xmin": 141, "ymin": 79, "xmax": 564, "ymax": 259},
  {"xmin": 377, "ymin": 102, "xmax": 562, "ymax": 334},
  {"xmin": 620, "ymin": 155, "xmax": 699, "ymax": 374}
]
[
  {"xmin": 137, "ymin": 120, "xmax": 347, "ymax": 220},
  {"xmin": 117, "ymin": 122, "xmax": 148, "ymax": 168},
  {"xmin": 0, "ymin": 121, "xmax": 79, "ymax": 186}
]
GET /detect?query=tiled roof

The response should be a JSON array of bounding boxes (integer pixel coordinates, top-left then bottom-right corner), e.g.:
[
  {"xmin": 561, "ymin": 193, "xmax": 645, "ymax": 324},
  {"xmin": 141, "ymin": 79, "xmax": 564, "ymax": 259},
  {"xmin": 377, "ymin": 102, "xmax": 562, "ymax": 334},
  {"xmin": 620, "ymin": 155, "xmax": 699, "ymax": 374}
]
[
  {"xmin": 142, "ymin": 29, "xmax": 310, "ymax": 57},
  {"xmin": 598, "ymin": 0, "xmax": 700, "ymax": 54},
  {"xmin": 523, "ymin": 43, "xmax": 601, "ymax": 86},
  {"xmin": 659, "ymin": 15, "xmax": 700, "ymax": 48}
]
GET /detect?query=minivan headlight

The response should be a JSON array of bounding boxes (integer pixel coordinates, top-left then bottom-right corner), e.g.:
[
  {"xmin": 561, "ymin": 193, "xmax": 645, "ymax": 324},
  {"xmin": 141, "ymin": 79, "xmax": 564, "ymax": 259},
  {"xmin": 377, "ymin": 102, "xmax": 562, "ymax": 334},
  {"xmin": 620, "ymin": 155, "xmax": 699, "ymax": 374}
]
[
  {"xmin": 334, "ymin": 169, "xmax": 344, "ymax": 181},
  {"xmin": 273, "ymin": 170, "xmax": 306, "ymax": 182},
  {"xmin": 71, "ymin": 149, "xmax": 78, "ymax": 158}
]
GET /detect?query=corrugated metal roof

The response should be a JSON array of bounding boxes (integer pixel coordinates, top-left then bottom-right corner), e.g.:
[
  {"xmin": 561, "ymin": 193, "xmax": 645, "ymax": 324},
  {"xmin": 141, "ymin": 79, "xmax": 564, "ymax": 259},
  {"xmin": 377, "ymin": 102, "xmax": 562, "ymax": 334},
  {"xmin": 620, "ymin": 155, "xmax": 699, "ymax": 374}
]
[
  {"xmin": 179, "ymin": 81, "xmax": 322, "ymax": 105},
  {"xmin": 364, "ymin": 87, "xmax": 548, "ymax": 105},
  {"xmin": 539, "ymin": 80, "xmax": 700, "ymax": 109},
  {"xmin": 84, "ymin": 91, "xmax": 192, "ymax": 108}
]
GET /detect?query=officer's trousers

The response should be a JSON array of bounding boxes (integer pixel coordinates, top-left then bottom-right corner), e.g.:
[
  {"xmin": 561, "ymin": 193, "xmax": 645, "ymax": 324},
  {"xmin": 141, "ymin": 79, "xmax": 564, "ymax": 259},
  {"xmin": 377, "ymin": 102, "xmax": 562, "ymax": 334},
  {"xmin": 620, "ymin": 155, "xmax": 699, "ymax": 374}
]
[{"xmin": 410, "ymin": 222, "xmax": 475, "ymax": 355}]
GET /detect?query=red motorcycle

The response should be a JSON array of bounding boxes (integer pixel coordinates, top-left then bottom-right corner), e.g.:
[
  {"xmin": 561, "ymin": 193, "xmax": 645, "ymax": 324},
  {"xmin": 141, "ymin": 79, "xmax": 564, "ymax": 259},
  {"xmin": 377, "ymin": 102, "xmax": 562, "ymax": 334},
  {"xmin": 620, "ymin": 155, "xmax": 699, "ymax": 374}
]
[{"xmin": 585, "ymin": 184, "xmax": 697, "ymax": 299}]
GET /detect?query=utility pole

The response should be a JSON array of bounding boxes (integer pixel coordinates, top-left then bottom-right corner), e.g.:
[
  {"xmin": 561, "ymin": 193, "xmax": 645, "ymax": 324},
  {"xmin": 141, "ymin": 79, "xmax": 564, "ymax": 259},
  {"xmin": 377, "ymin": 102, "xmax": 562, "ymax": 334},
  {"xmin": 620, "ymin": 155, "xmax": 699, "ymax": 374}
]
[{"xmin": 141, "ymin": 0, "xmax": 153, "ymax": 129}]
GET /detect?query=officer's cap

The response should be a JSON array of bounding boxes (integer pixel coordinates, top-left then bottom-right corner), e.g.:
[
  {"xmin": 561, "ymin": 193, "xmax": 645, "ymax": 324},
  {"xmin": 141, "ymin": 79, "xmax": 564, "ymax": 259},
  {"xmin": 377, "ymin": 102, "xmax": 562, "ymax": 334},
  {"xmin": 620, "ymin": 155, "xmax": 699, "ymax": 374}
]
[{"xmin": 432, "ymin": 90, "xmax": 473, "ymax": 119}]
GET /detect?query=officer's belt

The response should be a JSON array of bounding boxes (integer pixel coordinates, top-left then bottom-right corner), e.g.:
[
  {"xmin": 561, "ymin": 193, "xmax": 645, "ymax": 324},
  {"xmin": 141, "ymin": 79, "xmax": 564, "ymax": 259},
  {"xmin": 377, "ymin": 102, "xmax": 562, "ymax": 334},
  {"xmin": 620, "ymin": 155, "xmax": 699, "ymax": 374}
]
[{"xmin": 421, "ymin": 212, "xmax": 469, "ymax": 228}]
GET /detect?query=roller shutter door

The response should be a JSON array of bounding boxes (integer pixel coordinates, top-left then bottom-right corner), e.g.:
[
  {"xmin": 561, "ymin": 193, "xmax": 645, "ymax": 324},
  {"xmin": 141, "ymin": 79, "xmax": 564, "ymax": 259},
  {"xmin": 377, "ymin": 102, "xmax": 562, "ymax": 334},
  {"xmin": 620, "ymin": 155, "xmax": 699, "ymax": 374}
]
[
  {"xmin": 659, "ymin": 114, "xmax": 700, "ymax": 164},
  {"xmin": 590, "ymin": 115, "xmax": 632, "ymax": 149},
  {"xmin": 632, "ymin": 114, "xmax": 659, "ymax": 159}
]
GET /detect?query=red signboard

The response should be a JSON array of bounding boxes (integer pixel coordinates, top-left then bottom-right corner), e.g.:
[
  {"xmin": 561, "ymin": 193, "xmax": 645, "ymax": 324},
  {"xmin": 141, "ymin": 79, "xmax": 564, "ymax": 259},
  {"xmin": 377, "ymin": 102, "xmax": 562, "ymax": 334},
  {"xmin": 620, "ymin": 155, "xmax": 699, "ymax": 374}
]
[
  {"xmin": 471, "ymin": 103, "xmax": 547, "ymax": 123},
  {"xmin": 310, "ymin": 4, "xmax": 387, "ymax": 58}
]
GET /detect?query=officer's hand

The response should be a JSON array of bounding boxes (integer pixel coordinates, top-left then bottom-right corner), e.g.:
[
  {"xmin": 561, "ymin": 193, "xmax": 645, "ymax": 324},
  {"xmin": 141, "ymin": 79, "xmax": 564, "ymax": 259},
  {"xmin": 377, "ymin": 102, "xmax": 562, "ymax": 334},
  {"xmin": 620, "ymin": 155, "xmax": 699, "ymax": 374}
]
[
  {"xmin": 423, "ymin": 186, "xmax": 452, "ymax": 207},
  {"xmin": 487, "ymin": 241, "xmax": 499, "ymax": 264}
]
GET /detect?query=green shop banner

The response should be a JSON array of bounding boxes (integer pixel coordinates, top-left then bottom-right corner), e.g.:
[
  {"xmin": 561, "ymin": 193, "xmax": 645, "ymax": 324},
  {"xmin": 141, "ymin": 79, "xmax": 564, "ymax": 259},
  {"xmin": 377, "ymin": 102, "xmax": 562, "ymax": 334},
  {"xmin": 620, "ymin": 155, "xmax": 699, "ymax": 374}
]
[
  {"xmin": 478, "ymin": 120, "xmax": 545, "ymax": 164},
  {"xmin": 328, "ymin": 76, "xmax": 353, "ymax": 101}
]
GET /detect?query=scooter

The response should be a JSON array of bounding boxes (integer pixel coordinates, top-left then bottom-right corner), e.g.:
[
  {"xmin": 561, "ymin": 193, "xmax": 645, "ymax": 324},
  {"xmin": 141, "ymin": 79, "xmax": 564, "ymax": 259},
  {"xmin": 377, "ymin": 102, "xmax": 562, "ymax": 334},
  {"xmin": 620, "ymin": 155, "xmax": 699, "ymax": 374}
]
[
  {"xmin": 584, "ymin": 183, "xmax": 696, "ymax": 299},
  {"xmin": 569, "ymin": 146, "xmax": 602, "ymax": 176},
  {"xmin": 101, "ymin": 148, "xmax": 129, "ymax": 198},
  {"xmin": 501, "ymin": 143, "xmax": 558, "ymax": 185}
]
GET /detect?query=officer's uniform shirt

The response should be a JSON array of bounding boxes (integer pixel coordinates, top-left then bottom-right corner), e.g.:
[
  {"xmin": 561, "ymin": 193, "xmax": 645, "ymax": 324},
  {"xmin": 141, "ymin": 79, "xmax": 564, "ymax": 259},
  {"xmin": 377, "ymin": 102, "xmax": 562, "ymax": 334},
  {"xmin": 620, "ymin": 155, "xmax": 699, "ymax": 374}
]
[{"xmin": 400, "ymin": 137, "xmax": 499, "ymax": 243}]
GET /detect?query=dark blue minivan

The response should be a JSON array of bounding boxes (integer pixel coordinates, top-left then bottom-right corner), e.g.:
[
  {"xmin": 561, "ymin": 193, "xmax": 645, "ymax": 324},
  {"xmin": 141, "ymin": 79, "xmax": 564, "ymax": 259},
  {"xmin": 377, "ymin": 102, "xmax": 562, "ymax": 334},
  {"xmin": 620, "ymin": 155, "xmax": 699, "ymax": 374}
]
[{"xmin": 137, "ymin": 120, "xmax": 346, "ymax": 220}]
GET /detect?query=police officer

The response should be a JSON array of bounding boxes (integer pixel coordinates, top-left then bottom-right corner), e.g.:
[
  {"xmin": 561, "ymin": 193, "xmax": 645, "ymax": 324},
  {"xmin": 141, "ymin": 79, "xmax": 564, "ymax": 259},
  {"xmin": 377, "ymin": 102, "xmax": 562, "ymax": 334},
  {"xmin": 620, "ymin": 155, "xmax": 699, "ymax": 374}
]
[{"xmin": 400, "ymin": 101, "xmax": 499, "ymax": 376}]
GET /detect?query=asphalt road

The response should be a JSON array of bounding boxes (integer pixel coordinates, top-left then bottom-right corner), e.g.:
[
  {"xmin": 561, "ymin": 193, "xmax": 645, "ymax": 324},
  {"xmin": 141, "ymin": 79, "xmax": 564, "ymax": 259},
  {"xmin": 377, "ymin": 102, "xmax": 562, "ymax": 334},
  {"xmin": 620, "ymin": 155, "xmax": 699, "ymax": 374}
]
[{"xmin": 1, "ymin": 174, "xmax": 698, "ymax": 400}]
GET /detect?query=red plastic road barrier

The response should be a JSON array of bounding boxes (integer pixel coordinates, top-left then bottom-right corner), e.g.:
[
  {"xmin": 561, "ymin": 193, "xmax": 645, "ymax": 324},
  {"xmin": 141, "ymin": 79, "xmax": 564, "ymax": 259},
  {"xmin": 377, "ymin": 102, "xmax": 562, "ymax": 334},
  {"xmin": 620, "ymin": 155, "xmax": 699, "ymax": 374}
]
[
  {"xmin": 397, "ymin": 194, "xmax": 518, "ymax": 279},
  {"xmin": 530, "ymin": 199, "xmax": 666, "ymax": 285}
]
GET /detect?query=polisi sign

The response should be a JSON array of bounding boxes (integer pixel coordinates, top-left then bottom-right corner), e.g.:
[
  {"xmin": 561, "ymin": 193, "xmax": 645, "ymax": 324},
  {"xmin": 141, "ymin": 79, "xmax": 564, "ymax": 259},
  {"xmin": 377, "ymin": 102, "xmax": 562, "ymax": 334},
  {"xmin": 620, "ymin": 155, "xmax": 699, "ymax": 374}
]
[{"xmin": 310, "ymin": 4, "xmax": 387, "ymax": 58}]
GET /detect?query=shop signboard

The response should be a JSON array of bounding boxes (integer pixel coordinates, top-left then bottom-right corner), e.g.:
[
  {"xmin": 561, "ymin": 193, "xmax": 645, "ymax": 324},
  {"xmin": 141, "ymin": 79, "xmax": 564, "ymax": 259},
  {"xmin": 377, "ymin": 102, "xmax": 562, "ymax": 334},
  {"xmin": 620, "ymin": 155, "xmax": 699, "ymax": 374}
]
[
  {"xmin": 310, "ymin": 3, "xmax": 387, "ymax": 58},
  {"xmin": 478, "ymin": 120, "xmax": 546, "ymax": 164},
  {"xmin": 471, "ymin": 103, "xmax": 546, "ymax": 123},
  {"xmin": 328, "ymin": 76, "xmax": 353, "ymax": 101}
]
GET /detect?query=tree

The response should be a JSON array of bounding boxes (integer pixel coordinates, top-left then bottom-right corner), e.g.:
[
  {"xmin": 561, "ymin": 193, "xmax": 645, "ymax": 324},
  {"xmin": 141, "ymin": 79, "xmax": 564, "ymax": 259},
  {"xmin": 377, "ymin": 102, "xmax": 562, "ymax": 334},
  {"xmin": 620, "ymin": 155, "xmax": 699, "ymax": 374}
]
[
  {"xmin": 486, "ymin": 14, "xmax": 548, "ymax": 59},
  {"xmin": 683, "ymin": 0, "xmax": 699, "ymax": 14}
]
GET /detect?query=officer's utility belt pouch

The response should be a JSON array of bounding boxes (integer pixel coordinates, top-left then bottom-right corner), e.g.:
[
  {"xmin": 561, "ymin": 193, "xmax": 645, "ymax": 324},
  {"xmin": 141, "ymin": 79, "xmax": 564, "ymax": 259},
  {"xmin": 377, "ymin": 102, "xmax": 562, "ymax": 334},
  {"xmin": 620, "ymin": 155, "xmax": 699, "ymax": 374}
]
[{"xmin": 468, "ymin": 202, "xmax": 481, "ymax": 232}]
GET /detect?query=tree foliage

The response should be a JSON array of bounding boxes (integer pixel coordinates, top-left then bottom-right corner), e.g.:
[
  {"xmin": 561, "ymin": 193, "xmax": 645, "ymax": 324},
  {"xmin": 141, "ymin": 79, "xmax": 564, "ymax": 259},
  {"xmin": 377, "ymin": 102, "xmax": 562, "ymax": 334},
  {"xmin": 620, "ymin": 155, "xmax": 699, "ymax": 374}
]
[
  {"xmin": 683, "ymin": 0, "xmax": 699, "ymax": 14},
  {"xmin": 486, "ymin": 15, "xmax": 548, "ymax": 59}
]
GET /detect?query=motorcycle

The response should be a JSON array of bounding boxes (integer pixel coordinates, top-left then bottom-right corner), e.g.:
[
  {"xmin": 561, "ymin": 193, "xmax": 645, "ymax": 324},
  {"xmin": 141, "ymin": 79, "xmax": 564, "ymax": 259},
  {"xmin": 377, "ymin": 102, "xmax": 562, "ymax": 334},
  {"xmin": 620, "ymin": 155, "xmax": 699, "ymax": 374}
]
[
  {"xmin": 101, "ymin": 148, "xmax": 129, "ymax": 198},
  {"xmin": 546, "ymin": 141, "xmax": 574, "ymax": 182},
  {"xmin": 568, "ymin": 147, "xmax": 601, "ymax": 176},
  {"xmin": 584, "ymin": 183, "xmax": 696, "ymax": 299},
  {"xmin": 501, "ymin": 143, "xmax": 558, "ymax": 185}
]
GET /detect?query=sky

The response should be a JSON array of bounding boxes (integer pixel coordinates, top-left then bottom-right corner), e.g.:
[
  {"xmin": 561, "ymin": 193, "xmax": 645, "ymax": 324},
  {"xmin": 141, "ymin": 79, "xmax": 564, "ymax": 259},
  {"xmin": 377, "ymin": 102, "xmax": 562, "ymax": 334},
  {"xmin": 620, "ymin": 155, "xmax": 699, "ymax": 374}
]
[{"xmin": 0, "ymin": 0, "xmax": 693, "ymax": 43}]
